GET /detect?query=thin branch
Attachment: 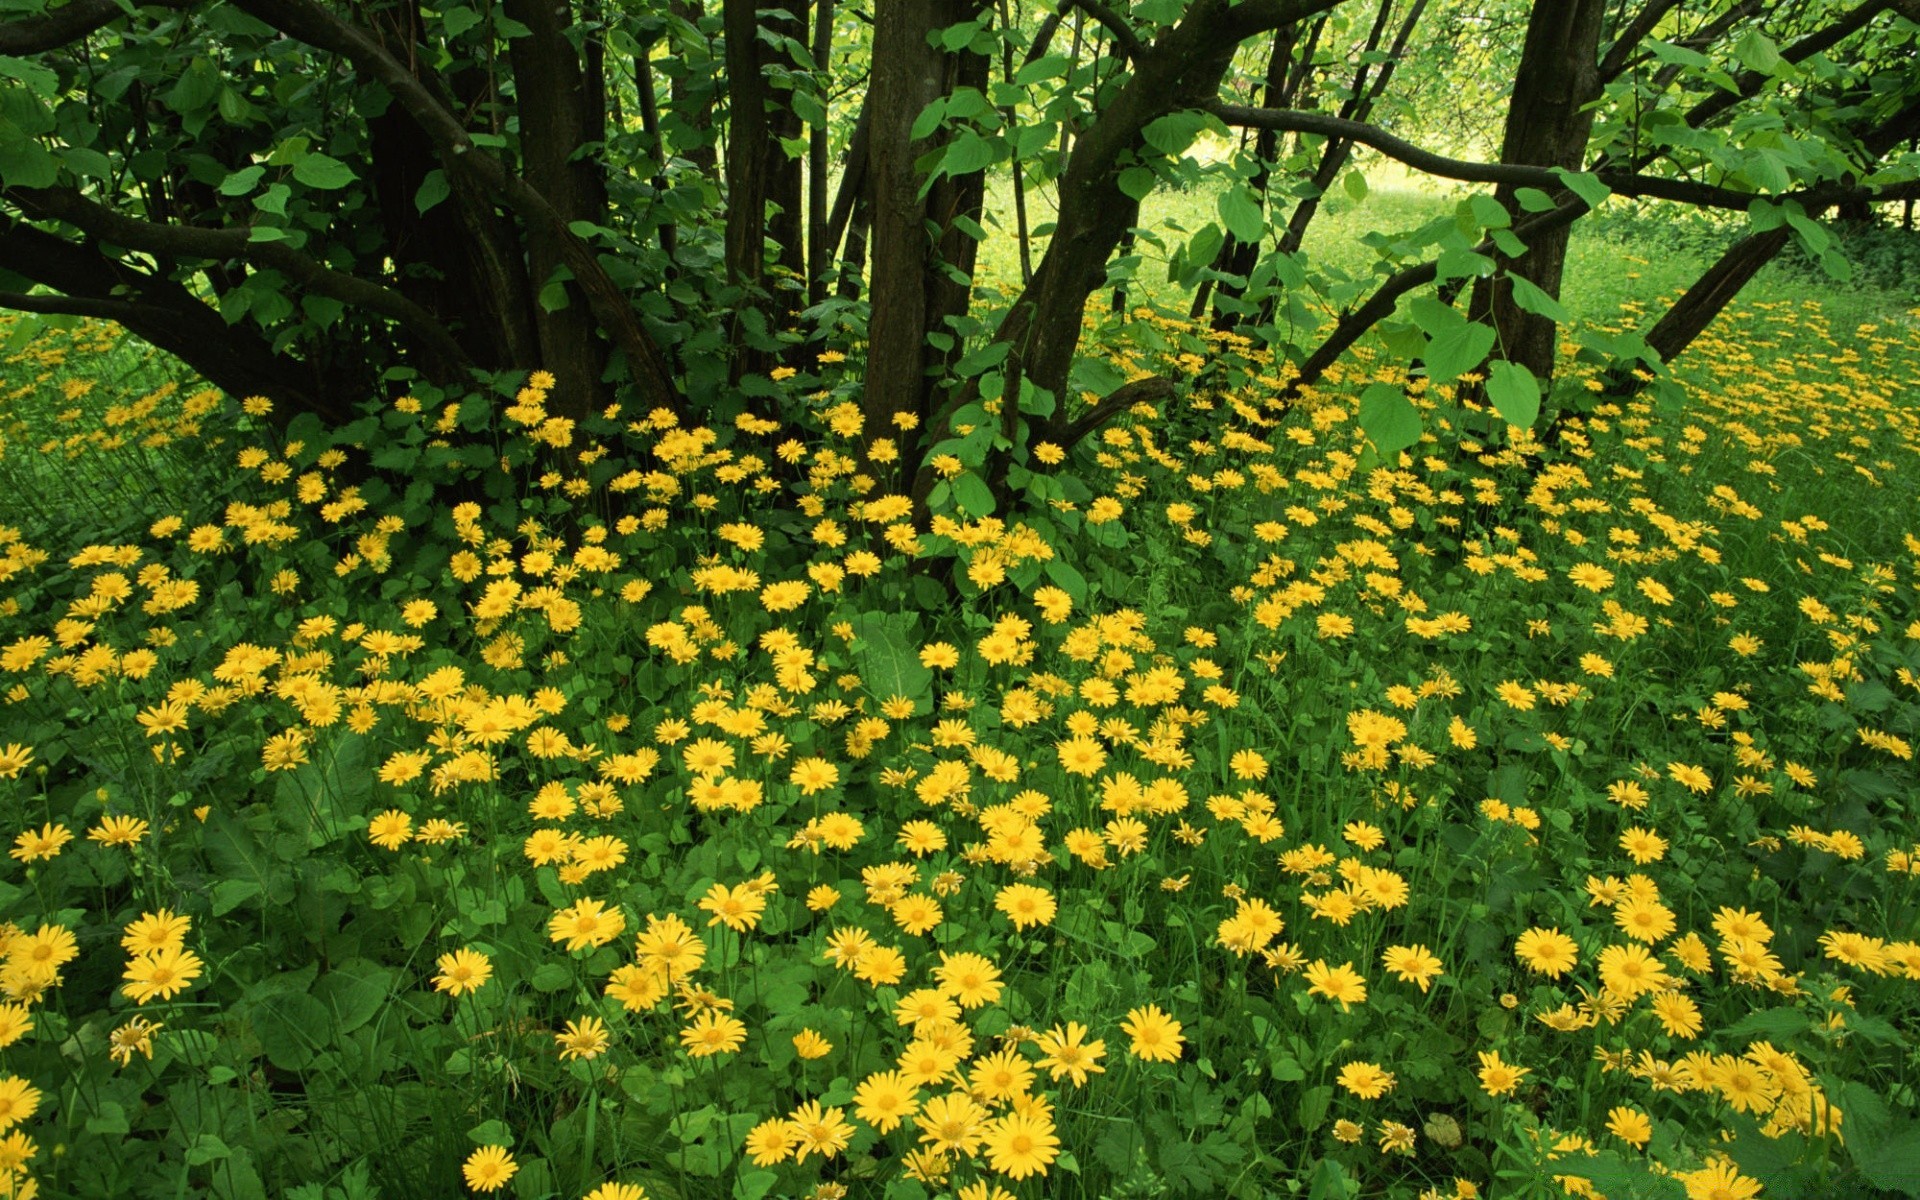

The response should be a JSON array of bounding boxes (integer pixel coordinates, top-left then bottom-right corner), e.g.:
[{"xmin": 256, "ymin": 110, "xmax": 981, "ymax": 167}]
[
  {"xmin": 0, "ymin": 0, "xmax": 191, "ymax": 55},
  {"xmin": 1068, "ymin": 0, "xmax": 1143, "ymax": 61},
  {"xmin": 1209, "ymin": 103, "xmax": 1920, "ymax": 211},
  {"xmin": 1597, "ymin": 0, "xmax": 1684, "ymax": 83},
  {"xmin": 0, "ymin": 290, "xmax": 158, "ymax": 322},
  {"xmin": 7, "ymin": 186, "xmax": 474, "ymax": 374}
]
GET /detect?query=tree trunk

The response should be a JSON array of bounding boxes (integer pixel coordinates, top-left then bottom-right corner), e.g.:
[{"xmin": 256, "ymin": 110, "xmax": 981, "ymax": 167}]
[
  {"xmin": 1465, "ymin": 0, "xmax": 1606, "ymax": 384},
  {"xmin": 505, "ymin": 0, "xmax": 613, "ymax": 417},
  {"xmin": 722, "ymin": 0, "xmax": 808, "ymax": 376},
  {"xmin": 864, "ymin": 0, "xmax": 990, "ymax": 466}
]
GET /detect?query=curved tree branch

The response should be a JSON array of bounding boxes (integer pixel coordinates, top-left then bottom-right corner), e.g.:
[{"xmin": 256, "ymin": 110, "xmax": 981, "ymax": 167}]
[
  {"xmin": 1043, "ymin": 374, "xmax": 1177, "ymax": 450},
  {"xmin": 227, "ymin": 0, "xmax": 687, "ymax": 414},
  {"xmin": 0, "ymin": 222, "xmax": 346, "ymax": 421},
  {"xmin": 1068, "ymin": 0, "xmax": 1143, "ymax": 61},
  {"xmin": 7, "ymin": 186, "xmax": 474, "ymax": 377},
  {"xmin": 1209, "ymin": 103, "xmax": 1920, "ymax": 210},
  {"xmin": 0, "ymin": 0, "xmax": 192, "ymax": 55}
]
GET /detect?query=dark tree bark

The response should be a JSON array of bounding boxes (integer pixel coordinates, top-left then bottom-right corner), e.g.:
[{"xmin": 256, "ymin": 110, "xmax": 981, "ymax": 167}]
[
  {"xmin": 865, "ymin": 0, "xmax": 991, "ymax": 469},
  {"xmin": 1464, "ymin": 0, "xmax": 1607, "ymax": 384},
  {"xmin": 366, "ymin": 1, "xmax": 541, "ymax": 370},
  {"xmin": 807, "ymin": 0, "xmax": 837, "ymax": 307},
  {"xmin": 986, "ymin": 0, "xmax": 1338, "ymax": 428},
  {"xmin": 0, "ymin": 223, "xmax": 349, "ymax": 422},
  {"xmin": 505, "ymin": 0, "xmax": 614, "ymax": 414},
  {"xmin": 722, "ymin": 0, "xmax": 809, "ymax": 377}
]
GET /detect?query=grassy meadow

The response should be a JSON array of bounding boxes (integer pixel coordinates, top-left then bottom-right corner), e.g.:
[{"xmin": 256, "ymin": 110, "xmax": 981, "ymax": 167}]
[{"xmin": 0, "ymin": 190, "xmax": 1917, "ymax": 1200}]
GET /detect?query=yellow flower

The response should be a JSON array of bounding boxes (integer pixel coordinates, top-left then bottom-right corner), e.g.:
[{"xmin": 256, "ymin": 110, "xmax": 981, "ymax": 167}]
[
  {"xmin": 679, "ymin": 1010, "xmax": 747, "ymax": 1057},
  {"xmin": 8, "ymin": 823, "xmax": 70, "ymax": 863},
  {"xmin": 1120, "ymin": 1004, "xmax": 1184, "ymax": 1063},
  {"xmin": 555, "ymin": 1015, "xmax": 611, "ymax": 1061},
  {"xmin": 1514, "ymin": 928, "xmax": 1579, "ymax": 978},
  {"xmin": 1336, "ymin": 1060, "xmax": 1395, "ymax": 1099},
  {"xmin": 792, "ymin": 1028, "xmax": 832, "ymax": 1059},
  {"xmin": 366, "ymin": 809, "xmax": 413, "ymax": 850},
  {"xmin": 122, "ymin": 945, "xmax": 204, "ymax": 1004},
  {"xmin": 548, "ymin": 898, "xmax": 626, "ymax": 952},
  {"xmin": 1606, "ymin": 1105, "xmax": 1652, "ymax": 1148},
  {"xmin": 983, "ymin": 1111, "xmax": 1059, "ymax": 1180},
  {"xmin": 0, "ymin": 1077, "xmax": 39, "ymax": 1129},
  {"xmin": 108, "ymin": 1015, "xmax": 162, "ymax": 1066},
  {"xmin": 432, "ymin": 948, "xmax": 492, "ymax": 997},
  {"xmin": 1303, "ymin": 959, "xmax": 1368, "ymax": 1008},
  {"xmin": 121, "ymin": 910, "xmax": 190, "ymax": 954},
  {"xmin": 462, "ymin": 1145, "xmax": 517, "ymax": 1193},
  {"xmin": 1476, "ymin": 1050, "xmax": 1529, "ymax": 1097},
  {"xmin": 1380, "ymin": 944, "xmax": 1443, "ymax": 992}
]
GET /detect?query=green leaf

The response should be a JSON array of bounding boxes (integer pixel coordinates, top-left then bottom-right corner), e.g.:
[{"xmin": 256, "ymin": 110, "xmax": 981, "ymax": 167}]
[
  {"xmin": 1507, "ymin": 274, "xmax": 1568, "ymax": 322},
  {"xmin": 940, "ymin": 130, "xmax": 998, "ymax": 176},
  {"xmin": 1342, "ymin": 170, "xmax": 1367, "ymax": 202},
  {"xmin": 1514, "ymin": 186, "xmax": 1557, "ymax": 212},
  {"xmin": 1468, "ymin": 193, "xmax": 1509, "ymax": 228},
  {"xmin": 1551, "ymin": 168, "xmax": 1610, "ymax": 209},
  {"xmin": 442, "ymin": 5, "xmax": 484, "ymax": 37},
  {"xmin": 1117, "ymin": 166, "xmax": 1157, "ymax": 201},
  {"xmin": 1557, "ymin": 1152, "xmax": 1686, "ymax": 1199},
  {"xmin": 1855, "ymin": 1119, "xmax": 1920, "ymax": 1196},
  {"xmin": 415, "ymin": 169, "xmax": 450, "ymax": 214},
  {"xmin": 1409, "ymin": 297, "xmax": 1495, "ymax": 385},
  {"xmin": 292, "ymin": 152, "xmax": 355, "ymax": 190},
  {"xmin": 1218, "ymin": 185, "xmax": 1264, "ymax": 244},
  {"xmin": 910, "ymin": 98, "xmax": 947, "ymax": 141},
  {"xmin": 312, "ymin": 960, "xmax": 394, "ymax": 1035},
  {"xmin": 0, "ymin": 55, "xmax": 59, "ymax": 98},
  {"xmin": 0, "ymin": 134, "xmax": 57, "ymax": 188},
  {"xmin": 1358, "ymin": 383, "xmax": 1421, "ymax": 456},
  {"xmin": 951, "ymin": 470, "xmax": 996, "ymax": 516},
  {"xmin": 1486, "ymin": 360, "xmax": 1541, "ymax": 427},
  {"xmin": 1141, "ymin": 110, "xmax": 1207, "ymax": 156},
  {"xmin": 219, "ymin": 165, "xmax": 265, "ymax": 196},
  {"xmin": 1721, "ymin": 1007, "xmax": 1809, "ymax": 1041},
  {"xmin": 850, "ymin": 611, "xmax": 935, "ymax": 716},
  {"xmin": 1734, "ymin": 29, "xmax": 1782, "ymax": 74}
]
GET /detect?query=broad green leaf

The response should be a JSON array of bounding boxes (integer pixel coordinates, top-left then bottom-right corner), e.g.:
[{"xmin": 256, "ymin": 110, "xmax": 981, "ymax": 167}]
[
  {"xmin": 1424, "ymin": 321, "xmax": 1495, "ymax": 385},
  {"xmin": 218, "ymin": 165, "xmax": 265, "ymax": 196},
  {"xmin": 1218, "ymin": 185, "xmax": 1264, "ymax": 244},
  {"xmin": 951, "ymin": 470, "xmax": 996, "ymax": 516},
  {"xmin": 1486, "ymin": 360, "xmax": 1541, "ymax": 427},
  {"xmin": 1358, "ymin": 383, "xmax": 1421, "ymax": 456},
  {"xmin": 292, "ymin": 152, "xmax": 355, "ymax": 190},
  {"xmin": 0, "ymin": 55, "xmax": 59, "ymax": 97},
  {"xmin": 1734, "ymin": 29, "xmax": 1782, "ymax": 74},
  {"xmin": 1551, "ymin": 168, "xmax": 1610, "ymax": 210},
  {"xmin": 850, "ymin": 611, "xmax": 934, "ymax": 716},
  {"xmin": 0, "ymin": 134, "xmax": 57, "ymax": 188},
  {"xmin": 1514, "ymin": 186, "xmax": 1557, "ymax": 212},
  {"xmin": 415, "ymin": 168, "xmax": 450, "ymax": 214},
  {"xmin": 1142, "ymin": 110, "xmax": 1208, "ymax": 157},
  {"xmin": 1342, "ymin": 170, "xmax": 1367, "ymax": 202},
  {"xmin": 940, "ymin": 130, "xmax": 998, "ymax": 176},
  {"xmin": 1117, "ymin": 166, "xmax": 1157, "ymax": 201},
  {"xmin": 1507, "ymin": 274, "xmax": 1568, "ymax": 322},
  {"xmin": 1468, "ymin": 193, "xmax": 1509, "ymax": 228},
  {"xmin": 442, "ymin": 5, "xmax": 484, "ymax": 37},
  {"xmin": 910, "ymin": 98, "xmax": 947, "ymax": 141}
]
